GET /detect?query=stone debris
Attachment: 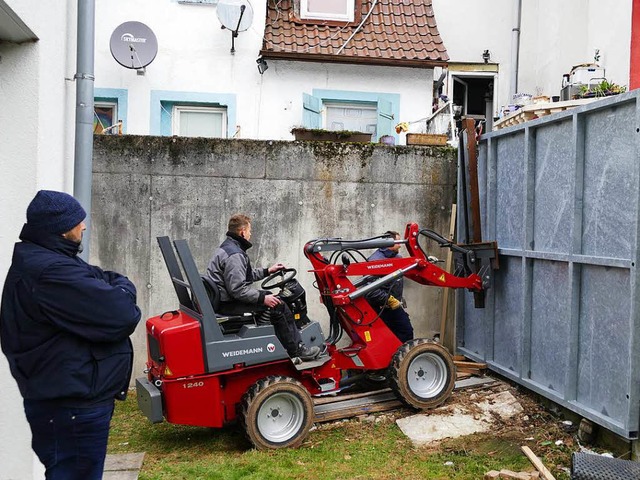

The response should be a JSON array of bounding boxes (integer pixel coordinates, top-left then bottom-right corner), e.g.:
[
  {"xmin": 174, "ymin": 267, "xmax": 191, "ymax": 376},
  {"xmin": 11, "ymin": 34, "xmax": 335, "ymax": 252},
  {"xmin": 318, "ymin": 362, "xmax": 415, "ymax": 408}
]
[{"xmin": 484, "ymin": 470, "xmax": 540, "ymax": 479}]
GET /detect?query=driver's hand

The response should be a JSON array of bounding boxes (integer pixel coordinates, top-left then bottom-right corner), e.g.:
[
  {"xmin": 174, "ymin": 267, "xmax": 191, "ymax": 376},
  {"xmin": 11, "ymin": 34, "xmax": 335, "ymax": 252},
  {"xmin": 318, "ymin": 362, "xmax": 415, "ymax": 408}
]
[
  {"xmin": 263, "ymin": 294, "xmax": 282, "ymax": 308},
  {"xmin": 268, "ymin": 263, "xmax": 285, "ymax": 274}
]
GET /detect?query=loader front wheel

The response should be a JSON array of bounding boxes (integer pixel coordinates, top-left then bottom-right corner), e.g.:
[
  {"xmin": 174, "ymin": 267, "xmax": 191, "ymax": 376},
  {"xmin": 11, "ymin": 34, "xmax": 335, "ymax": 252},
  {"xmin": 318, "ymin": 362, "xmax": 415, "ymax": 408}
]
[
  {"xmin": 240, "ymin": 376, "xmax": 314, "ymax": 450},
  {"xmin": 389, "ymin": 339, "xmax": 455, "ymax": 410}
]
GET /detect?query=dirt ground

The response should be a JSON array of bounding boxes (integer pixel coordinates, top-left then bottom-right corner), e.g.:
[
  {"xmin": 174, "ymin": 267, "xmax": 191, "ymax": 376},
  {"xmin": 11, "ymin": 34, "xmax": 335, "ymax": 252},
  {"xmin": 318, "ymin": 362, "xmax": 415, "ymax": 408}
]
[{"xmin": 316, "ymin": 376, "xmax": 627, "ymax": 479}]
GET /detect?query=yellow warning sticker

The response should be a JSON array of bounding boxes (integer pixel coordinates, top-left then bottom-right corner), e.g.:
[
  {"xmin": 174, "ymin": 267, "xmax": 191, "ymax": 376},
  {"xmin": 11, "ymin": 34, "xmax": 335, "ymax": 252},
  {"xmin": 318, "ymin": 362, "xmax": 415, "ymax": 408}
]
[
  {"xmin": 365, "ymin": 331, "xmax": 372, "ymax": 342},
  {"xmin": 438, "ymin": 274, "xmax": 446, "ymax": 283},
  {"xmin": 294, "ymin": 313, "xmax": 300, "ymax": 320},
  {"xmin": 164, "ymin": 366, "xmax": 173, "ymax": 376}
]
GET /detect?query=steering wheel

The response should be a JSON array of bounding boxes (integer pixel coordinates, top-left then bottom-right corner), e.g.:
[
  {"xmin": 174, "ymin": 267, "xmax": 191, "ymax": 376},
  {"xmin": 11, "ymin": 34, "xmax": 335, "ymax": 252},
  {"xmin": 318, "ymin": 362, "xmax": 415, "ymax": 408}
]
[{"xmin": 261, "ymin": 268, "xmax": 297, "ymax": 290}]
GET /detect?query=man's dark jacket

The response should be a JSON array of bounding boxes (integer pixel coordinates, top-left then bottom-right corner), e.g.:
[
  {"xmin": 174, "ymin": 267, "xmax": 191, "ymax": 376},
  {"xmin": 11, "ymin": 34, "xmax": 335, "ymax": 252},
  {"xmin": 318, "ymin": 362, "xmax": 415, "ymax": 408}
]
[
  {"xmin": 205, "ymin": 232, "xmax": 268, "ymax": 305},
  {"xmin": 0, "ymin": 224, "xmax": 141, "ymax": 407}
]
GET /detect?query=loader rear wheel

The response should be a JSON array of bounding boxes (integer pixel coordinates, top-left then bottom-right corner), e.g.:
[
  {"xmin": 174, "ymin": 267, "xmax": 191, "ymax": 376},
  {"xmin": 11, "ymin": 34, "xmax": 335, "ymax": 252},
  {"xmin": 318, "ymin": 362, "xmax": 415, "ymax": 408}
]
[
  {"xmin": 240, "ymin": 376, "xmax": 314, "ymax": 450},
  {"xmin": 389, "ymin": 339, "xmax": 455, "ymax": 410}
]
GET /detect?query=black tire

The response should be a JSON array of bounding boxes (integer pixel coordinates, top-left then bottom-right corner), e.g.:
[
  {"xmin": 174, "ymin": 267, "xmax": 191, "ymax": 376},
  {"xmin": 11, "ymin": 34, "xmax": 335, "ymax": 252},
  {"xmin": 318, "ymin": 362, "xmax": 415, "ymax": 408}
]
[
  {"xmin": 240, "ymin": 376, "xmax": 314, "ymax": 450},
  {"xmin": 389, "ymin": 339, "xmax": 455, "ymax": 410}
]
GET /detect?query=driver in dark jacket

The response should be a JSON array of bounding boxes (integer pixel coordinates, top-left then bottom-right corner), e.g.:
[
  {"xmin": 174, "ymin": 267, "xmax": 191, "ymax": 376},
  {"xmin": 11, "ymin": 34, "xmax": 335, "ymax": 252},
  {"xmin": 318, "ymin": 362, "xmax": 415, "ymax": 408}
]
[
  {"xmin": 205, "ymin": 214, "xmax": 320, "ymax": 361},
  {"xmin": 0, "ymin": 190, "xmax": 141, "ymax": 480}
]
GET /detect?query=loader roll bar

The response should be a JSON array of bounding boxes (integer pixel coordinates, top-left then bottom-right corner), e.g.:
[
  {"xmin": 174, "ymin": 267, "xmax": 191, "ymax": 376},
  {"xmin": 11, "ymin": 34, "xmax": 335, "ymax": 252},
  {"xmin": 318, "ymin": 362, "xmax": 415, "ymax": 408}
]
[
  {"xmin": 305, "ymin": 237, "xmax": 404, "ymax": 254},
  {"xmin": 348, "ymin": 263, "xmax": 419, "ymax": 301}
]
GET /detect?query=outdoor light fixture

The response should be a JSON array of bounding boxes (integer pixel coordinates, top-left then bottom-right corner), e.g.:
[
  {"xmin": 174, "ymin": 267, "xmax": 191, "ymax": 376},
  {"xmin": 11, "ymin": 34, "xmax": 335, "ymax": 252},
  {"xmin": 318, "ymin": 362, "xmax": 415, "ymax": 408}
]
[
  {"xmin": 482, "ymin": 49, "xmax": 491, "ymax": 64},
  {"xmin": 256, "ymin": 56, "xmax": 268, "ymax": 75}
]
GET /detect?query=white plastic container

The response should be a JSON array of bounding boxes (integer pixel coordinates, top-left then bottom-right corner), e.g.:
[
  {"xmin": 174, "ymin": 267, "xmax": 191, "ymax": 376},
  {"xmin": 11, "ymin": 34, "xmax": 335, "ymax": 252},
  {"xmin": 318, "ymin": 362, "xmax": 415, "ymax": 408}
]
[{"xmin": 570, "ymin": 65, "xmax": 605, "ymax": 85}]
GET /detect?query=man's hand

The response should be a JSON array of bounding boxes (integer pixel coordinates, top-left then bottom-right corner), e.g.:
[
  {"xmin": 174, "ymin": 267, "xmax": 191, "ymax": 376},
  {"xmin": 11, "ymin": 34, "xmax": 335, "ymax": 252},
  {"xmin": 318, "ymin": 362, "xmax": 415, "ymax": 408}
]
[
  {"xmin": 263, "ymin": 294, "xmax": 282, "ymax": 308},
  {"xmin": 387, "ymin": 295, "xmax": 402, "ymax": 310},
  {"xmin": 268, "ymin": 263, "xmax": 285, "ymax": 274}
]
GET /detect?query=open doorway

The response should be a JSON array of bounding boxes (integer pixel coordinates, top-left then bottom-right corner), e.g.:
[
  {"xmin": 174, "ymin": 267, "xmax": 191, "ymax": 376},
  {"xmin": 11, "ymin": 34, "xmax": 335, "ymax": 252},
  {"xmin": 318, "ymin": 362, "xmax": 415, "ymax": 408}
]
[{"xmin": 451, "ymin": 74, "xmax": 496, "ymax": 132}]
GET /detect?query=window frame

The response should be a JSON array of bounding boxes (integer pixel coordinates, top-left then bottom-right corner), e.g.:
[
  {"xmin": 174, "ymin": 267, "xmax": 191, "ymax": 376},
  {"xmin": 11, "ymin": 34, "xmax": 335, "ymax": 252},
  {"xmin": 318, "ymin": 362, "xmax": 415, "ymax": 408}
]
[
  {"xmin": 171, "ymin": 105, "xmax": 228, "ymax": 138},
  {"xmin": 322, "ymin": 100, "xmax": 378, "ymax": 136},
  {"xmin": 150, "ymin": 90, "xmax": 236, "ymax": 138},
  {"xmin": 303, "ymin": 89, "xmax": 400, "ymax": 142},
  {"xmin": 94, "ymin": 88, "xmax": 128, "ymax": 134},
  {"xmin": 300, "ymin": 0, "xmax": 355, "ymax": 23},
  {"xmin": 94, "ymin": 101, "xmax": 118, "ymax": 134}
]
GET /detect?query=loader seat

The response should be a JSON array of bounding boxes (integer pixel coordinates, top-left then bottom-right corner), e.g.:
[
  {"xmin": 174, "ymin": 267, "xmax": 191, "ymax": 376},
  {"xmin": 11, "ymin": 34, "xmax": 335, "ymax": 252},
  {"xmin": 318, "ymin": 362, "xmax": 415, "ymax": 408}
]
[
  {"xmin": 201, "ymin": 276, "xmax": 257, "ymax": 334},
  {"xmin": 201, "ymin": 276, "xmax": 221, "ymax": 312}
]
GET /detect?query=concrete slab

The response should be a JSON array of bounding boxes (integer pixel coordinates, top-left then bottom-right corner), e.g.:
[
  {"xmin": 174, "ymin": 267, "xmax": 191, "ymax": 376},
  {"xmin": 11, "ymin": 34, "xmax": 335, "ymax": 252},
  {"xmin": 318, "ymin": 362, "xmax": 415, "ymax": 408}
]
[
  {"xmin": 103, "ymin": 453, "xmax": 145, "ymax": 480},
  {"xmin": 396, "ymin": 390, "xmax": 523, "ymax": 446},
  {"xmin": 104, "ymin": 453, "xmax": 145, "ymax": 471},
  {"xmin": 103, "ymin": 471, "xmax": 140, "ymax": 480}
]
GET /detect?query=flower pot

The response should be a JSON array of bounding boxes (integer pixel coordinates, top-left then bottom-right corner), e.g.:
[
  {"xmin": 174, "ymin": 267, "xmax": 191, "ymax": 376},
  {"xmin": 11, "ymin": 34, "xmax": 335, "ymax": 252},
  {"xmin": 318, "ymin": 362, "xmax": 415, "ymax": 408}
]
[{"xmin": 292, "ymin": 129, "xmax": 372, "ymax": 143}]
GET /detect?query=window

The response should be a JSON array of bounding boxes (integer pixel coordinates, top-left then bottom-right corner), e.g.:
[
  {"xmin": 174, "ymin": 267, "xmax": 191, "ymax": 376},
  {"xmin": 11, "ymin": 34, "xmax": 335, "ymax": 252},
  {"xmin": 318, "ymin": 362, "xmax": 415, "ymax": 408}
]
[
  {"xmin": 172, "ymin": 106, "xmax": 227, "ymax": 138},
  {"xmin": 94, "ymin": 102, "xmax": 117, "ymax": 134},
  {"xmin": 150, "ymin": 90, "xmax": 236, "ymax": 138},
  {"xmin": 300, "ymin": 0, "xmax": 354, "ymax": 22},
  {"xmin": 94, "ymin": 88, "xmax": 128, "ymax": 134},
  {"xmin": 324, "ymin": 102, "xmax": 378, "ymax": 138},
  {"xmin": 177, "ymin": 0, "xmax": 217, "ymax": 4},
  {"xmin": 302, "ymin": 89, "xmax": 400, "ymax": 142}
]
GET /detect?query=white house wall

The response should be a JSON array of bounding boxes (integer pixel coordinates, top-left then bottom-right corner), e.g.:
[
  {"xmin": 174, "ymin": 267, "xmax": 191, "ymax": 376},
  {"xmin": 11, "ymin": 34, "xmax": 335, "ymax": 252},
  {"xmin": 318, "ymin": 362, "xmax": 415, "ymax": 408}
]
[
  {"xmin": 431, "ymin": 0, "xmax": 514, "ymax": 113},
  {"xmin": 0, "ymin": 1, "xmax": 76, "ymax": 478},
  {"xmin": 433, "ymin": 0, "xmax": 632, "ymax": 115},
  {"xmin": 94, "ymin": 0, "xmax": 434, "ymax": 141},
  {"xmin": 519, "ymin": 0, "xmax": 632, "ymax": 100}
]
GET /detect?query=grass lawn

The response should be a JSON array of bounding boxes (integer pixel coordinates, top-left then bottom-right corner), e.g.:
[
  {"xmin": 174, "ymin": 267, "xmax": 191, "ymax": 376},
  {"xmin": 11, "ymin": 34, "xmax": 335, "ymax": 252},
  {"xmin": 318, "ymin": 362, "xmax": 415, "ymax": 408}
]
[{"xmin": 108, "ymin": 383, "xmax": 578, "ymax": 479}]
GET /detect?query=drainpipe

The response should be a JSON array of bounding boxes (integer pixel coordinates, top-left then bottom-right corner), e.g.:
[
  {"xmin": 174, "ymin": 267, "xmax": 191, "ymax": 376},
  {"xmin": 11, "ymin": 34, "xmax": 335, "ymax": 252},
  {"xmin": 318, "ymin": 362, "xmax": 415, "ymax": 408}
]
[
  {"xmin": 73, "ymin": 0, "xmax": 95, "ymax": 260},
  {"xmin": 509, "ymin": 0, "xmax": 522, "ymax": 99}
]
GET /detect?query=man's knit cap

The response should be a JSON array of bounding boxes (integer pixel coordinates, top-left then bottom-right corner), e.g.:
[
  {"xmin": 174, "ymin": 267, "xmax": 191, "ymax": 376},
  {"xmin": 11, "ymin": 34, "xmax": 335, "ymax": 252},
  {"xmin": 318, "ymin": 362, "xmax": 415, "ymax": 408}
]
[{"xmin": 26, "ymin": 190, "xmax": 87, "ymax": 234}]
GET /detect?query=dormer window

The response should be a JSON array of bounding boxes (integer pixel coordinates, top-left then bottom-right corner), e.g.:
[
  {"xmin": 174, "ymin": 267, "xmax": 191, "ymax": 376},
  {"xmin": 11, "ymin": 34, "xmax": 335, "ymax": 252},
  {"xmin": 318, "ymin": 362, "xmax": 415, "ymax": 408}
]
[{"xmin": 300, "ymin": 0, "xmax": 354, "ymax": 22}]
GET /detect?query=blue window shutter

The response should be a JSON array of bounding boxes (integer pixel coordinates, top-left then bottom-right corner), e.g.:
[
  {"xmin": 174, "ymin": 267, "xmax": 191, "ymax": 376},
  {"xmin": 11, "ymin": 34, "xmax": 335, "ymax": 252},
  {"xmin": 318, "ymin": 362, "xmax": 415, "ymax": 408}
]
[
  {"xmin": 303, "ymin": 93, "xmax": 322, "ymax": 129},
  {"xmin": 376, "ymin": 98, "xmax": 394, "ymax": 140}
]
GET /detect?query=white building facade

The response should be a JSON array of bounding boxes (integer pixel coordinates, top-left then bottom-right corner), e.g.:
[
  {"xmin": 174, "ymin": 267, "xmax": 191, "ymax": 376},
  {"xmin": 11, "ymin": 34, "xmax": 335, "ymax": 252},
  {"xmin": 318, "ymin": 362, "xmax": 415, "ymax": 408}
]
[
  {"xmin": 0, "ymin": 0, "xmax": 77, "ymax": 478},
  {"xmin": 0, "ymin": 1, "xmax": 638, "ymax": 478}
]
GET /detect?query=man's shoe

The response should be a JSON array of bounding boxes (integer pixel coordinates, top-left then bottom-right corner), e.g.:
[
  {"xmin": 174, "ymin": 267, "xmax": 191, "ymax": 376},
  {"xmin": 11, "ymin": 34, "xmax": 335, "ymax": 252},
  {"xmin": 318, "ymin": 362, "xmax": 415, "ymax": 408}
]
[{"xmin": 293, "ymin": 344, "xmax": 321, "ymax": 361}]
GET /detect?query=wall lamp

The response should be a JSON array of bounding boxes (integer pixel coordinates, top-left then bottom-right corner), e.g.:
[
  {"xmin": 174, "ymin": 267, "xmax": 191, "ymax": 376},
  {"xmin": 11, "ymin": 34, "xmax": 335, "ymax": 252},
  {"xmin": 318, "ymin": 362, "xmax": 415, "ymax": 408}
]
[
  {"xmin": 482, "ymin": 49, "xmax": 491, "ymax": 64},
  {"xmin": 256, "ymin": 57, "xmax": 268, "ymax": 75}
]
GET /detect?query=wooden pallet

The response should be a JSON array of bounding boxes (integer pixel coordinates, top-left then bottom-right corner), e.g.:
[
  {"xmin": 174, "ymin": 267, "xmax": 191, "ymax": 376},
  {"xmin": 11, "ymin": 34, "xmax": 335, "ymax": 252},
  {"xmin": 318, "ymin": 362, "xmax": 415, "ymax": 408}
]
[
  {"xmin": 406, "ymin": 133, "xmax": 449, "ymax": 146},
  {"xmin": 312, "ymin": 376, "xmax": 499, "ymax": 423},
  {"xmin": 494, "ymin": 98, "xmax": 597, "ymax": 130}
]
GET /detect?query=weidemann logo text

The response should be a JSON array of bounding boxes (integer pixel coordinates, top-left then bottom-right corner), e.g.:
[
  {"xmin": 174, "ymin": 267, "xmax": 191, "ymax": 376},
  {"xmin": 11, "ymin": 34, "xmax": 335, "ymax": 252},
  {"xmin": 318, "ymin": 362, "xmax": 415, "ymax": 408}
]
[{"xmin": 222, "ymin": 347, "xmax": 263, "ymax": 358}]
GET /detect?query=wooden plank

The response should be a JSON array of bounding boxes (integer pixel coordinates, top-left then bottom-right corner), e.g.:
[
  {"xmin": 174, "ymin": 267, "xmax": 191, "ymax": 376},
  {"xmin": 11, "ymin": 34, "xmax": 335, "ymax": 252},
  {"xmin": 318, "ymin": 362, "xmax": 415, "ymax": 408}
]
[
  {"xmin": 312, "ymin": 377, "xmax": 501, "ymax": 423},
  {"xmin": 315, "ymin": 400, "xmax": 403, "ymax": 423},
  {"xmin": 521, "ymin": 446, "xmax": 556, "ymax": 480},
  {"xmin": 462, "ymin": 118, "xmax": 482, "ymax": 243},
  {"xmin": 439, "ymin": 203, "xmax": 457, "ymax": 353},
  {"xmin": 454, "ymin": 360, "xmax": 488, "ymax": 369},
  {"xmin": 313, "ymin": 388, "xmax": 392, "ymax": 406}
]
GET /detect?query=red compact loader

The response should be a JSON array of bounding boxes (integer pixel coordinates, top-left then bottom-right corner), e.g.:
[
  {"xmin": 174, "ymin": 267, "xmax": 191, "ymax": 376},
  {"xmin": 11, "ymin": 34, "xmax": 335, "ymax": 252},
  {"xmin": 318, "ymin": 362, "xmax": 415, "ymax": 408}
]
[{"xmin": 136, "ymin": 222, "xmax": 497, "ymax": 449}]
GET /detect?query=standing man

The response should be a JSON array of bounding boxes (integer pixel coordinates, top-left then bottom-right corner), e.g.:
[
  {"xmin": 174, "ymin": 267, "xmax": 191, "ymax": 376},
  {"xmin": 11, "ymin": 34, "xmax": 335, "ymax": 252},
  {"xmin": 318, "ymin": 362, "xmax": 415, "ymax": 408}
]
[
  {"xmin": 0, "ymin": 190, "xmax": 141, "ymax": 480},
  {"xmin": 206, "ymin": 214, "xmax": 320, "ymax": 361},
  {"xmin": 366, "ymin": 230, "xmax": 414, "ymax": 343}
]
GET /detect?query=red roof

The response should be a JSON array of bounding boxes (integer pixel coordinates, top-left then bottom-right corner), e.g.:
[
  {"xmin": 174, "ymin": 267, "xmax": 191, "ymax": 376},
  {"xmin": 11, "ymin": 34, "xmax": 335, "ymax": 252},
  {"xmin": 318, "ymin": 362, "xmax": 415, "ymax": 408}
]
[{"xmin": 260, "ymin": 0, "xmax": 449, "ymax": 68}]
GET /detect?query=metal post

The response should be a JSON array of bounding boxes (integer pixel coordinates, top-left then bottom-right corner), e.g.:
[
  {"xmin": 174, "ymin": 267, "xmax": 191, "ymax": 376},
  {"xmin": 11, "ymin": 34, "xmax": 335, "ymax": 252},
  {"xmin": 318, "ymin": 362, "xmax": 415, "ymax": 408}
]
[
  {"xmin": 509, "ymin": 0, "xmax": 522, "ymax": 99},
  {"xmin": 73, "ymin": 0, "xmax": 95, "ymax": 260}
]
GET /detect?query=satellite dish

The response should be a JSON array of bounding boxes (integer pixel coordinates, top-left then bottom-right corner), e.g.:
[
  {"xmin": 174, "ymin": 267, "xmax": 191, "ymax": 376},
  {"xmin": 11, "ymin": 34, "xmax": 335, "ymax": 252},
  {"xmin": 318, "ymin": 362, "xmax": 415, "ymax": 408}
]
[
  {"xmin": 217, "ymin": 0, "xmax": 254, "ymax": 32},
  {"xmin": 217, "ymin": 0, "xmax": 254, "ymax": 53},
  {"xmin": 110, "ymin": 21, "xmax": 158, "ymax": 70}
]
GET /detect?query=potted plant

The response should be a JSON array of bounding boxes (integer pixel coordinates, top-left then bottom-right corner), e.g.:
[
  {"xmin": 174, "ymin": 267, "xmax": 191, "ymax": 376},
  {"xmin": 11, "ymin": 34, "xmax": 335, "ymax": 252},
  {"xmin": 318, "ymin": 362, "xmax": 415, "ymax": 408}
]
[
  {"xmin": 291, "ymin": 127, "xmax": 372, "ymax": 143},
  {"xmin": 577, "ymin": 80, "xmax": 627, "ymax": 99}
]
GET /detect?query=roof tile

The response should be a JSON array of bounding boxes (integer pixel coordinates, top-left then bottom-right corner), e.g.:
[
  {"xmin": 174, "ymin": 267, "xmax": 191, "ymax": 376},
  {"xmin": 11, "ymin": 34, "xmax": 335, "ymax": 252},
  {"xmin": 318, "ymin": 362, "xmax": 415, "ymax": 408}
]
[{"xmin": 261, "ymin": 0, "xmax": 449, "ymax": 66}]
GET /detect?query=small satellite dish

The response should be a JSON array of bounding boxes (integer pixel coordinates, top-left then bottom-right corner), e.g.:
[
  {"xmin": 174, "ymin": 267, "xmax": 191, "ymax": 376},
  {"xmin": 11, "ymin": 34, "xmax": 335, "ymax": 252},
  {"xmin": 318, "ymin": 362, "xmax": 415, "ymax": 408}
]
[
  {"xmin": 217, "ymin": 0, "xmax": 254, "ymax": 53},
  {"xmin": 217, "ymin": 0, "xmax": 254, "ymax": 32},
  {"xmin": 110, "ymin": 21, "xmax": 158, "ymax": 70}
]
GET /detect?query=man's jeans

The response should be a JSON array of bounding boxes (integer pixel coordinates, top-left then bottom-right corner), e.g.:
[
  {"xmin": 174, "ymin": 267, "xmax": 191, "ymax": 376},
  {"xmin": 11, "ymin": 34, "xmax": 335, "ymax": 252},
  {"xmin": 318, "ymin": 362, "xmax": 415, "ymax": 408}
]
[{"xmin": 24, "ymin": 400, "xmax": 115, "ymax": 480}]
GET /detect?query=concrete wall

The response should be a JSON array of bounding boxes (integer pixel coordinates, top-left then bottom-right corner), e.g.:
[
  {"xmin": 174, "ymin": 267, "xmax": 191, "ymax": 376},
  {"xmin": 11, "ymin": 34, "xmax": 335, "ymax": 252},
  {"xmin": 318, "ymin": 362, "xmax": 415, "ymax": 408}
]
[
  {"xmin": 91, "ymin": 135, "xmax": 458, "ymax": 379},
  {"xmin": 0, "ymin": 1, "xmax": 76, "ymax": 478},
  {"xmin": 93, "ymin": 0, "xmax": 434, "ymax": 142}
]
